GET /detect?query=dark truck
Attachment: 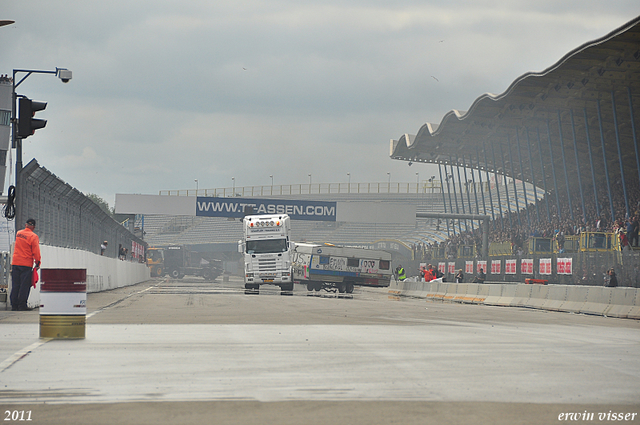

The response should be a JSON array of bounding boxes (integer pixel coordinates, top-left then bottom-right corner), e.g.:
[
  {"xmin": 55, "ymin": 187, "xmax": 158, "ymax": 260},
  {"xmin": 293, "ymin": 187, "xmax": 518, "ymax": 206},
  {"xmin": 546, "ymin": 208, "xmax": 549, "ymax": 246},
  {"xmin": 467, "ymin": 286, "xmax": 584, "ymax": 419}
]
[{"xmin": 147, "ymin": 245, "xmax": 223, "ymax": 280}]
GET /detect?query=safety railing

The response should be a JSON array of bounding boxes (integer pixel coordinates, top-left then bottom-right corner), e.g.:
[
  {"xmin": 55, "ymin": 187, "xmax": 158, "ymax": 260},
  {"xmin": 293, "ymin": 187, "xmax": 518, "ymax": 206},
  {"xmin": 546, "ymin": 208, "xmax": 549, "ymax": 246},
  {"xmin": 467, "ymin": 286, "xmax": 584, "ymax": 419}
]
[
  {"xmin": 579, "ymin": 232, "xmax": 617, "ymax": 252},
  {"xmin": 160, "ymin": 182, "xmax": 446, "ymax": 197},
  {"xmin": 457, "ymin": 245, "xmax": 476, "ymax": 258},
  {"xmin": 489, "ymin": 241, "xmax": 513, "ymax": 256},
  {"xmin": 528, "ymin": 237, "xmax": 552, "ymax": 254}
]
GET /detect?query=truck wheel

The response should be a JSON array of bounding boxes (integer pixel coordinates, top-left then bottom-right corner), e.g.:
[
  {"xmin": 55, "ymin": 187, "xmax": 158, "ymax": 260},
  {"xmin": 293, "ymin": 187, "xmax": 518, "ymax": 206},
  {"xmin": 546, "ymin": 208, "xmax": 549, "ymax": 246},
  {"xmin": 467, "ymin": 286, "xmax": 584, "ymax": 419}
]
[
  {"xmin": 337, "ymin": 282, "xmax": 346, "ymax": 293},
  {"xmin": 170, "ymin": 269, "xmax": 180, "ymax": 279},
  {"xmin": 203, "ymin": 269, "xmax": 211, "ymax": 280},
  {"xmin": 346, "ymin": 282, "xmax": 354, "ymax": 293},
  {"xmin": 306, "ymin": 282, "xmax": 313, "ymax": 291},
  {"xmin": 156, "ymin": 267, "xmax": 163, "ymax": 277}
]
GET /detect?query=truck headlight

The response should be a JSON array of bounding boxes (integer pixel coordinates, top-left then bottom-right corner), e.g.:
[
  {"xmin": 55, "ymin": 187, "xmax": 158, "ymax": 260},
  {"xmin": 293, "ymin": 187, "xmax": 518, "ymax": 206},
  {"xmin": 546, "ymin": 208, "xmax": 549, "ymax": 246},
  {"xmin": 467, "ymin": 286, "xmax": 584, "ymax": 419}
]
[{"xmin": 246, "ymin": 273, "xmax": 254, "ymax": 278}]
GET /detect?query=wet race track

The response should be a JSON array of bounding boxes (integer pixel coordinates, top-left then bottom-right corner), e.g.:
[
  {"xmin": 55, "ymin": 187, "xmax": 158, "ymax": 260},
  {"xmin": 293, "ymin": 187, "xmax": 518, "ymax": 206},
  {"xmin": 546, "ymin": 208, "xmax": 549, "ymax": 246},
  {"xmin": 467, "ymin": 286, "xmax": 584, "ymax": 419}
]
[{"xmin": 1, "ymin": 276, "xmax": 639, "ymax": 425}]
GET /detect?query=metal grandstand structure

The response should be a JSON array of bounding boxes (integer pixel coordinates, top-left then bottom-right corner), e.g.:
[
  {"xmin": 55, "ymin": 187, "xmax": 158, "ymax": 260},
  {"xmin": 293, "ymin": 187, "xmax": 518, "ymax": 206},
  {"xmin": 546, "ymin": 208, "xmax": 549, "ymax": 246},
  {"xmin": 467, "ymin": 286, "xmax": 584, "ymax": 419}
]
[{"xmin": 390, "ymin": 16, "xmax": 640, "ymax": 226}]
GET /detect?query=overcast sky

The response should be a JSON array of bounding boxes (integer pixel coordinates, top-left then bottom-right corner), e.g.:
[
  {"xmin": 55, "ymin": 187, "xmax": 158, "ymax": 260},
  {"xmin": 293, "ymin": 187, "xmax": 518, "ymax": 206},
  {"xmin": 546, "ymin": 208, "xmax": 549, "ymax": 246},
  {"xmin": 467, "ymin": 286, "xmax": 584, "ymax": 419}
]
[{"xmin": 2, "ymin": 1, "xmax": 639, "ymax": 206}]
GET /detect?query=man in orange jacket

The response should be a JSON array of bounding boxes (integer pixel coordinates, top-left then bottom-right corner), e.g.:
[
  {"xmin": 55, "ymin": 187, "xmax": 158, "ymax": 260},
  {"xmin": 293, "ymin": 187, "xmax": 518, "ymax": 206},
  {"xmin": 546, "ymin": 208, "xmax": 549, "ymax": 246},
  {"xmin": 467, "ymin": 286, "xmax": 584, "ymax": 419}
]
[
  {"xmin": 423, "ymin": 264, "xmax": 435, "ymax": 282},
  {"xmin": 10, "ymin": 218, "xmax": 41, "ymax": 311}
]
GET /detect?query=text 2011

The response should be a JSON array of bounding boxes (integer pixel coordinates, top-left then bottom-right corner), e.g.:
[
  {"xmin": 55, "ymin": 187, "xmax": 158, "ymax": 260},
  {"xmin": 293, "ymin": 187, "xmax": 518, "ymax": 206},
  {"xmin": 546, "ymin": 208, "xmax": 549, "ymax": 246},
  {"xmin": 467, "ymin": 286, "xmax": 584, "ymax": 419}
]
[{"xmin": 4, "ymin": 411, "xmax": 32, "ymax": 421}]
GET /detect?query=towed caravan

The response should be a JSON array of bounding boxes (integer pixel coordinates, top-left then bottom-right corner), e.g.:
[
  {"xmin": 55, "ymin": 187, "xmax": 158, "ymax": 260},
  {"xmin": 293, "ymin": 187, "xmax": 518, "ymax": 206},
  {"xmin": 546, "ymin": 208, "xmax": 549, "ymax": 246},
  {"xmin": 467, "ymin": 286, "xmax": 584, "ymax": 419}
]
[{"xmin": 292, "ymin": 243, "xmax": 393, "ymax": 293}]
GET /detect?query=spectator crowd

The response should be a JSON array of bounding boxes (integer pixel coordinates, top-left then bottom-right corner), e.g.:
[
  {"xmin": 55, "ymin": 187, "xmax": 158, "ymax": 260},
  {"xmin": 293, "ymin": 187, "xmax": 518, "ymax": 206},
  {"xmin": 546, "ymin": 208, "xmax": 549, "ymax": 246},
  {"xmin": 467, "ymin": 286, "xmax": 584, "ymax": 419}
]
[{"xmin": 413, "ymin": 177, "xmax": 640, "ymax": 261}]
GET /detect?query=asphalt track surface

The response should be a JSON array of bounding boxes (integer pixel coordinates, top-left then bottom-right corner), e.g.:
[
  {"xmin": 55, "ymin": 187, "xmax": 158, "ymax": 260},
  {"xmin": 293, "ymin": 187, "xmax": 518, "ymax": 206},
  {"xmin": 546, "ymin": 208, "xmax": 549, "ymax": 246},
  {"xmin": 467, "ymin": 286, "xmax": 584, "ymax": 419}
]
[{"xmin": 1, "ymin": 276, "xmax": 639, "ymax": 425}]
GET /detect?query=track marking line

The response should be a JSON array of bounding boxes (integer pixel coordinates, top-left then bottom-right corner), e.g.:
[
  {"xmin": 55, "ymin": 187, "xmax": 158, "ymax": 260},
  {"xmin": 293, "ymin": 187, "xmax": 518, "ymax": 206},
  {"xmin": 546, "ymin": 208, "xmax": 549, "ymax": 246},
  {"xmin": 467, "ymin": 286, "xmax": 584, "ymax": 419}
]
[
  {"xmin": 0, "ymin": 339, "xmax": 52, "ymax": 373},
  {"xmin": 87, "ymin": 286, "xmax": 155, "ymax": 319}
]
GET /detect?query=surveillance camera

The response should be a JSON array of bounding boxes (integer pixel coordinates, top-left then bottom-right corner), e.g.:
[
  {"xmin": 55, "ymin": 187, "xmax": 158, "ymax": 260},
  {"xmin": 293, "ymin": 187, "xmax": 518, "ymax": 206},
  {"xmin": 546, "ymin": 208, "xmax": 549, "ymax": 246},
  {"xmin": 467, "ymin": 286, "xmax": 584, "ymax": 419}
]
[{"xmin": 57, "ymin": 69, "xmax": 72, "ymax": 83}]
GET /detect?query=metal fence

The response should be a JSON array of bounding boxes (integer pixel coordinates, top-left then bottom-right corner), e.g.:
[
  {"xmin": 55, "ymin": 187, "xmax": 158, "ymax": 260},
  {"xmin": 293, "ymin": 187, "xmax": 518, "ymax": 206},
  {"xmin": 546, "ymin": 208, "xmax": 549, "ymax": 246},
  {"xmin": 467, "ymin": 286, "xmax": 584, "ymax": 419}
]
[{"xmin": 17, "ymin": 159, "xmax": 146, "ymax": 259}]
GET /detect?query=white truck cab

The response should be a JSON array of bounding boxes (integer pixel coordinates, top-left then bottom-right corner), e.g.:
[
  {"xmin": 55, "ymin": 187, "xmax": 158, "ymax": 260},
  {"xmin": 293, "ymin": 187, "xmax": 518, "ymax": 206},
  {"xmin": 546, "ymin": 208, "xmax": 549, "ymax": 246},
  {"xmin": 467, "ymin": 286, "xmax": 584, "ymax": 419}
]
[{"xmin": 239, "ymin": 214, "xmax": 294, "ymax": 293}]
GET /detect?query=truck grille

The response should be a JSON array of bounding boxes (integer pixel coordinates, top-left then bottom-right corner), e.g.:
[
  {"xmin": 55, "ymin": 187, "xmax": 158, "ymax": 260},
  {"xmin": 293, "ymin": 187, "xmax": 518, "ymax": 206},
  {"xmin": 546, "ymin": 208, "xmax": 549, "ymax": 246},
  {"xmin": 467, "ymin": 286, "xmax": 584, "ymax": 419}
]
[{"xmin": 258, "ymin": 259, "xmax": 277, "ymax": 272}]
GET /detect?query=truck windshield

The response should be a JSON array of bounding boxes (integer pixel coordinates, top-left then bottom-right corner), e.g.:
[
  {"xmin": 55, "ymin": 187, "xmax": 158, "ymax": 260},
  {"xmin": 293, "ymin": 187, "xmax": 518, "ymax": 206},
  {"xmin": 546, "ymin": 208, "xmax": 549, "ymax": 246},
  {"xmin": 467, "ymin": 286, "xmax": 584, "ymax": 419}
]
[{"xmin": 246, "ymin": 239, "xmax": 288, "ymax": 254}]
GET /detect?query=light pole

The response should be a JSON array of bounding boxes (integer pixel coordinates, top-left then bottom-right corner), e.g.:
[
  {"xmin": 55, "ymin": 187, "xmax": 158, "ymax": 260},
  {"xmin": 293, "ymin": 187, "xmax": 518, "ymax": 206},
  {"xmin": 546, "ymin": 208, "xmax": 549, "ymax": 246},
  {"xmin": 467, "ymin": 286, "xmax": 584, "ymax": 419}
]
[
  {"xmin": 387, "ymin": 172, "xmax": 391, "ymax": 192},
  {"xmin": 11, "ymin": 67, "xmax": 72, "ymax": 233},
  {"xmin": 347, "ymin": 172, "xmax": 351, "ymax": 193},
  {"xmin": 232, "ymin": 177, "xmax": 235, "ymax": 196},
  {"xmin": 194, "ymin": 179, "xmax": 198, "ymax": 194},
  {"xmin": 270, "ymin": 175, "xmax": 273, "ymax": 186},
  {"xmin": 416, "ymin": 172, "xmax": 420, "ymax": 193}
]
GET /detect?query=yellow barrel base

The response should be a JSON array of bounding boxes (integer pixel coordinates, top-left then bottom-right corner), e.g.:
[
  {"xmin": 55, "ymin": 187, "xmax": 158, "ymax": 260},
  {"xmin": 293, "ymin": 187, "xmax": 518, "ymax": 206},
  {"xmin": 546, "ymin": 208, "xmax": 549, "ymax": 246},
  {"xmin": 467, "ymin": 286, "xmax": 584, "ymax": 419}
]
[{"xmin": 40, "ymin": 315, "xmax": 86, "ymax": 339}]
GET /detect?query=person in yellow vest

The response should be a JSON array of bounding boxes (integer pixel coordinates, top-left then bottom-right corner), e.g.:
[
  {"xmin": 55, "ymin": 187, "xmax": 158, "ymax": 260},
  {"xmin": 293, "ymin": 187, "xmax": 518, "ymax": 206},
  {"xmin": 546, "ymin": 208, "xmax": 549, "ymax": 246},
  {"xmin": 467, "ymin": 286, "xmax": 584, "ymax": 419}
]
[{"xmin": 396, "ymin": 265, "xmax": 406, "ymax": 281}]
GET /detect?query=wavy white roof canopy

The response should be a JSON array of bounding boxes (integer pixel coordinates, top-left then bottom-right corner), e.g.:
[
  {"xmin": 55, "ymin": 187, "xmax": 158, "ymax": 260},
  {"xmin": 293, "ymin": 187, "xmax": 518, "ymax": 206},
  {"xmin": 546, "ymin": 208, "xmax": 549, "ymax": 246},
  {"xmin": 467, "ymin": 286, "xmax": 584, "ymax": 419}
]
[{"xmin": 390, "ymin": 16, "xmax": 640, "ymax": 194}]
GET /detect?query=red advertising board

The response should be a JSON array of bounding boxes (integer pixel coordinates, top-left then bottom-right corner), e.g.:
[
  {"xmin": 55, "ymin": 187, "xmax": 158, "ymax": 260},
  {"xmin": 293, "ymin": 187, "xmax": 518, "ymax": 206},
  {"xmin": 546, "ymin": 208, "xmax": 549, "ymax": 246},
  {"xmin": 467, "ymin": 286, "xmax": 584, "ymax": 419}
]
[
  {"xmin": 477, "ymin": 261, "xmax": 487, "ymax": 274},
  {"xmin": 521, "ymin": 259, "xmax": 534, "ymax": 275},
  {"xmin": 557, "ymin": 257, "xmax": 573, "ymax": 275},
  {"xmin": 465, "ymin": 261, "xmax": 474, "ymax": 274},
  {"xmin": 539, "ymin": 258, "xmax": 552, "ymax": 275},
  {"xmin": 491, "ymin": 259, "xmax": 501, "ymax": 275}
]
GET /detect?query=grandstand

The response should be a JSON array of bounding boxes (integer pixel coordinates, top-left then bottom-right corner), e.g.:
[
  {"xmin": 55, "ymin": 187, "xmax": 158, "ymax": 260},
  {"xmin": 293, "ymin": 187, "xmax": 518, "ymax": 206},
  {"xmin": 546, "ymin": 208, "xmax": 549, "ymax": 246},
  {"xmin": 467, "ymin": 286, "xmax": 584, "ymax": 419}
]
[{"xmin": 389, "ymin": 16, "xmax": 640, "ymax": 287}]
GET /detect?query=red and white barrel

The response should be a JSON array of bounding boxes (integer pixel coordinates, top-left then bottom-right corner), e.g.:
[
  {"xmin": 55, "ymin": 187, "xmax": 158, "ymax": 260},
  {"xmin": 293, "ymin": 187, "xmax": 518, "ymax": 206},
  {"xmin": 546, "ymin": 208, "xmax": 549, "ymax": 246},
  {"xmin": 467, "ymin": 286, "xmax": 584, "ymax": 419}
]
[{"xmin": 39, "ymin": 269, "xmax": 87, "ymax": 339}]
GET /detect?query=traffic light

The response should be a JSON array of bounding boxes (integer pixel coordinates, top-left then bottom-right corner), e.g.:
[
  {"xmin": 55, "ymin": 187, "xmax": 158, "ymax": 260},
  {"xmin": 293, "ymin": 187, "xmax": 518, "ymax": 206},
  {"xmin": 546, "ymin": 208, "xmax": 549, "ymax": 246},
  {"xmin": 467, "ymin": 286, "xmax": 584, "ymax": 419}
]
[{"xmin": 18, "ymin": 97, "xmax": 47, "ymax": 139}]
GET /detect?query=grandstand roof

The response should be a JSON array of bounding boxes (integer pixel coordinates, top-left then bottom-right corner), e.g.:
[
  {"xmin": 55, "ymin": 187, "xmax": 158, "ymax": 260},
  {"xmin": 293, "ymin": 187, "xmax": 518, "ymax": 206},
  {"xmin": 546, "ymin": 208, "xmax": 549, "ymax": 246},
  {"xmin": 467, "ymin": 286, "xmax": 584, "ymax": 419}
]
[{"xmin": 390, "ymin": 16, "xmax": 640, "ymax": 196}]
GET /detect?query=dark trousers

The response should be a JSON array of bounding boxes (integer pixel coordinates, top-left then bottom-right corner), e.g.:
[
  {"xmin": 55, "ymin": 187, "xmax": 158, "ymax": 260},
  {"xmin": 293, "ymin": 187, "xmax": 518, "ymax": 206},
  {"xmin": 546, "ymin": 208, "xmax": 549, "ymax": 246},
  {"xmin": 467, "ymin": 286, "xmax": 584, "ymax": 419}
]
[{"xmin": 10, "ymin": 265, "xmax": 33, "ymax": 310}]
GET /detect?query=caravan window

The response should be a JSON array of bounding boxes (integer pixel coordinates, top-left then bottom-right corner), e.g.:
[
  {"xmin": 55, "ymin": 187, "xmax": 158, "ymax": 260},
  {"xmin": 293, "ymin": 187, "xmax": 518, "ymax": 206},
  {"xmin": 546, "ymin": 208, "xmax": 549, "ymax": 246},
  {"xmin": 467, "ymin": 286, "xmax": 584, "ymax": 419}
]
[
  {"xmin": 379, "ymin": 260, "xmax": 390, "ymax": 270},
  {"xmin": 347, "ymin": 258, "xmax": 359, "ymax": 267}
]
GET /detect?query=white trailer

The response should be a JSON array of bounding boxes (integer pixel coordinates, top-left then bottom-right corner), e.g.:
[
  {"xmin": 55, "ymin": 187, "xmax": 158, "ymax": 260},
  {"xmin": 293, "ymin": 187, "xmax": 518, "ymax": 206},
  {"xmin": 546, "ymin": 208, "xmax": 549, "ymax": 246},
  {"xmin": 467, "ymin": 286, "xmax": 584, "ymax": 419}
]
[
  {"xmin": 292, "ymin": 243, "xmax": 393, "ymax": 293},
  {"xmin": 238, "ymin": 214, "xmax": 294, "ymax": 293}
]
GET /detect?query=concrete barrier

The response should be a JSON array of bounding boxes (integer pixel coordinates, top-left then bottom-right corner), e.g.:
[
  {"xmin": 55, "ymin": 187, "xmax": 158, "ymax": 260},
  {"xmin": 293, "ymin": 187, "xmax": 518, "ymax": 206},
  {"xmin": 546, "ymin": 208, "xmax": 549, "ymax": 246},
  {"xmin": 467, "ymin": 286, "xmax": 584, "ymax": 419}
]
[
  {"xmin": 402, "ymin": 280, "xmax": 422, "ymax": 298},
  {"xmin": 483, "ymin": 284, "xmax": 503, "ymax": 305},
  {"xmin": 580, "ymin": 286, "xmax": 611, "ymax": 316},
  {"xmin": 628, "ymin": 290, "xmax": 640, "ymax": 320},
  {"xmin": 541, "ymin": 285, "xmax": 567, "ymax": 311},
  {"xmin": 472, "ymin": 283, "xmax": 489, "ymax": 304},
  {"xmin": 560, "ymin": 286, "xmax": 590, "ymax": 313},
  {"xmin": 387, "ymin": 280, "xmax": 639, "ymax": 320},
  {"xmin": 425, "ymin": 282, "xmax": 442, "ymax": 301},
  {"xmin": 453, "ymin": 284, "xmax": 477, "ymax": 303},
  {"xmin": 606, "ymin": 288, "xmax": 637, "ymax": 318},
  {"xmin": 512, "ymin": 284, "xmax": 533, "ymax": 308},
  {"xmin": 463, "ymin": 284, "xmax": 481, "ymax": 304},
  {"xmin": 433, "ymin": 282, "xmax": 448, "ymax": 301},
  {"xmin": 524, "ymin": 284, "xmax": 549, "ymax": 310},
  {"xmin": 493, "ymin": 284, "xmax": 517, "ymax": 307},
  {"xmin": 443, "ymin": 283, "xmax": 458, "ymax": 302}
]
